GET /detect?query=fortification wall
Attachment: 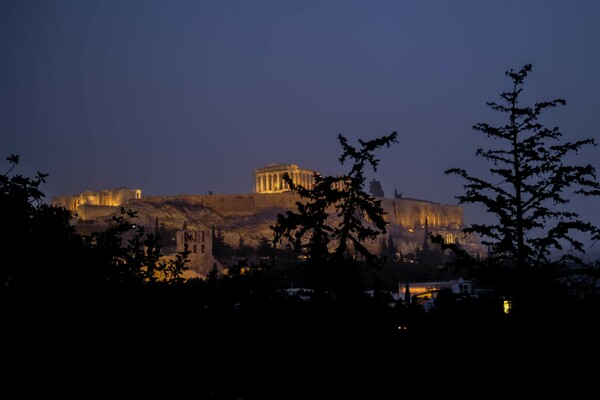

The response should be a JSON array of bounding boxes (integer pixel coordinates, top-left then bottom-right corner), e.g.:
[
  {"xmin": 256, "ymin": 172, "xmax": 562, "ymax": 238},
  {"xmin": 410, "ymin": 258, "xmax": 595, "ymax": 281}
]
[
  {"xmin": 138, "ymin": 194, "xmax": 257, "ymax": 216},
  {"xmin": 72, "ymin": 192, "xmax": 482, "ymax": 257},
  {"xmin": 51, "ymin": 187, "xmax": 141, "ymax": 211},
  {"xmin": 382, "ymin": 198, "xmax": 463, "ymax": 228},
  {"xmin": 138, "ymin": 192, "xmax": 301, "ymax": 217},
  {"xmin": 134, "ymin": 193, "xmax": 463, "ymax": 228},
  {"xmin": 253, "ymin": 192, "xmax": 300, "ymax": 211},
  {"xmin": 76, "ymin": 204, "xmax": 117, "ymax": 221},
  {"xmin": 52, "ymin": 196, "xmax": 71, "ymax": 210}
]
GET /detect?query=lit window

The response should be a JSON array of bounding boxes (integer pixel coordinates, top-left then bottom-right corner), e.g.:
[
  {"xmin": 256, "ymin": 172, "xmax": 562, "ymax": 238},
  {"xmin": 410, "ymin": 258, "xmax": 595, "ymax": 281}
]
[{"xmin": 503, "ymin": 300, "xmax": 512, "ymax": 314}]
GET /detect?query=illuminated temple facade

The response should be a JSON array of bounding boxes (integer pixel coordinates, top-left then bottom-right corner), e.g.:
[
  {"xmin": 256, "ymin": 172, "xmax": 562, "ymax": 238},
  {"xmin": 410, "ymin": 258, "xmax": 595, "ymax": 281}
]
[
  {"xmin": 255, "ymin": 163, "xmax": 347, "ymax": 193},
  {"xmin": 255, "ymin": 163, "xmax": 317, "ymax": 193}
]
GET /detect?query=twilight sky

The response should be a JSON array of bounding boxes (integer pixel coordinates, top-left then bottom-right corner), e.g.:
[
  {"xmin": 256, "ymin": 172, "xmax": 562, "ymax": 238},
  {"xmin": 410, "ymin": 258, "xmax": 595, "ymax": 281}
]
[{"xmin": 2, "ymin": 0, "xmax": 600, "ymax": 241}]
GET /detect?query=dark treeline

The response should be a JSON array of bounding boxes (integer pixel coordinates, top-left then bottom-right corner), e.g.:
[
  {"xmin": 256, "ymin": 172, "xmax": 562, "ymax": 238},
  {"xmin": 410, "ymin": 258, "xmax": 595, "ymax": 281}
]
[{"xmin": 3, "ymin": 64, "xmax": 600, "ymax": 397}]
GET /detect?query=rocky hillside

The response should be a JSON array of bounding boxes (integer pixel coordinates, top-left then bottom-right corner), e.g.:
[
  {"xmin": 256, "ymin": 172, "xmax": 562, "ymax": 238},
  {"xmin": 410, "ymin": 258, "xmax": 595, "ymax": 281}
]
[{"xmin": 73, "ymin": 193, "xmax": 485, "ymax": 258}]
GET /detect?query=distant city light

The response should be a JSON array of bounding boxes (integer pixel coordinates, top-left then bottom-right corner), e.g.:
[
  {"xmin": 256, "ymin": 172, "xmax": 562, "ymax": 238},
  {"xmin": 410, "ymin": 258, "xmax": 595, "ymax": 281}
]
[{"xmin": 503, "ymin": 300, "xmax": 512, "ymax": 314}]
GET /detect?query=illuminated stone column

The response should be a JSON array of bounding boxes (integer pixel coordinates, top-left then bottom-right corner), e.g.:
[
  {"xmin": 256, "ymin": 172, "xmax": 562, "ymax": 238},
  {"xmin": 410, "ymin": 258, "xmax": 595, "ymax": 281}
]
[{"xmin": 255, "ymin": 164, "xmax": 321, "ymax": 193}]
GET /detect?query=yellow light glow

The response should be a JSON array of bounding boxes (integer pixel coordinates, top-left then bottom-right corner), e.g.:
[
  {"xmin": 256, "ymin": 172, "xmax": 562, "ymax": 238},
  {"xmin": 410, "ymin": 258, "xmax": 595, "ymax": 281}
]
[{"xmin": 503, "ymin": 300, "xmax": 512, "ymax": 314}]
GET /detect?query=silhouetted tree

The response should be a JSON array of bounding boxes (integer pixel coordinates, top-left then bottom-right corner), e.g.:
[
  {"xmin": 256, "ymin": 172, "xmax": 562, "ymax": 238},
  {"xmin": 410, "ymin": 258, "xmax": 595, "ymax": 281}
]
[
  {"xmin": 1, "ymin": 154, "xmax": 191, "ymax": 301},
  {"xmin": 212, "ymin": 226, "xmax": 233, "ymax": 261},
  {"xmin": 413, "ymin": 242, "xmax": 445, "ymax": 270},
  {"xmin": 446, "ymin": 64, "xmax": 600, "ymax": 268},
  {"xmin": 271, "ymin": 132, "xmax": 398, "ymax": 299},
  {"xmin": 379, "ymin": 237, "xmax": 388, "ymax": 258},
  {"xmin": 369, "ymin": 179, "xmax": 384, "ymax": 197},
  {"xmin": 387, "ymin": 235, "xmax": 397, "ymax": 261},
  {"xmin": 257, "ymin": 235, "xmax": 273, "ymax": 259},
  {"xmin": 220, "ymin": 258, "xmax": 273, "ymax": 309},
  {"xmin": 378, "ymin": 235, "xmax": 398, "ymax": 264},
  {"xmin": 234, "ymin": 234, "xmax": 253, "ymax": 257},
  {"xmin": 0, "ymin": 154, "xmax": 84, "ymax": 291},
  {"xmin": 82, "ymin": 207, "xmax": 191, "ymax": 287}
]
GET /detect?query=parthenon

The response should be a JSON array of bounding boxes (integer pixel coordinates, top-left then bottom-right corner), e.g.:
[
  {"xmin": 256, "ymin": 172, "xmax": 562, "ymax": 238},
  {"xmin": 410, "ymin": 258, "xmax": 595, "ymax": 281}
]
[{"xmin": 255, "ymin": 163, "xmax": 317, "ymax": 193}]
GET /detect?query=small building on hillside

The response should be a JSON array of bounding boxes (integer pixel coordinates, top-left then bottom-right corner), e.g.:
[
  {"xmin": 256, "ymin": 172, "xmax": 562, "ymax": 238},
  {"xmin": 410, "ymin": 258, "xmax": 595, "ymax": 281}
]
[
  {"xmin": 173, "ymin": 229, "xmax": 220, "ymax": 278},
  {"xmin": 400, "ymin": 278, "xmax": 479, "ymax": 311}
]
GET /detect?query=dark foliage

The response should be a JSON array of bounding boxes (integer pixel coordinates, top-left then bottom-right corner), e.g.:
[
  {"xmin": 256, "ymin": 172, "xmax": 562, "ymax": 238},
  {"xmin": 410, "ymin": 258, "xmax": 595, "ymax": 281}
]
[
  {"xmin": 368, "ymin": 178, "xmax": 384, "ymax": 197},
  {"xmin": 0, "ymin": 155, "xmax": 190, "ymax": 303},
  {"xmin": 0, "ymin": 154, "xmax": 83, "ymax": 292},
  {"xmin": 3, "ymin": 111, "xmax": 600, "ymax": 396},
  {"xmin": 212, "ymin": 225, "xmax": 234, "ymax": 262},
  {"xmin": 446, "ymin": 64, "xmax": 600, "ymax": 268},
  {"xmin": 271, "ymin": 132, "xmax": 398, "ymax": 300}
]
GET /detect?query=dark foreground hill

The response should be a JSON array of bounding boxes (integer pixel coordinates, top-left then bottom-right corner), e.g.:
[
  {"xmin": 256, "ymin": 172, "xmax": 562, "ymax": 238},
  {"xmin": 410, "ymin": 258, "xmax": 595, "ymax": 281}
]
[{"xmin": 4, "ymin": 289, "xmax": 598, "ymax": 398}]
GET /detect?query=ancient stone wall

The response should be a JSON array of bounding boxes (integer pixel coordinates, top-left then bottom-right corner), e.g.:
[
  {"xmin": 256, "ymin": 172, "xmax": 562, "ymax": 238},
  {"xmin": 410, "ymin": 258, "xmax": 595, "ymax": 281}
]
[
  {"xmin": 71, "ymin": 192, "xmax": 483, "ymax": 259},
  {"xmin": 51, "ymin": 187, "xmax": 141, "ymax": 212},
  {"xmin": 75, "ymin": 204, "xmax": 117, "ymax": 221},
  {"xmin": 174, "ymin": 229, "xmax": 217, "ymax": 276},
  {"xmin": 137, "ymin": 194, "xmax": 253, "ymax": 216},
  {"xmin": 138, "ymin": 193, "xmax": 463, "ymax": 228},
  {"xmin": 381, "ymin": 198, "xmax": 463, "ymax": 228},
  {"xmin": 138, "ymin": 193, "xmax": 303, "ymax": 217}
]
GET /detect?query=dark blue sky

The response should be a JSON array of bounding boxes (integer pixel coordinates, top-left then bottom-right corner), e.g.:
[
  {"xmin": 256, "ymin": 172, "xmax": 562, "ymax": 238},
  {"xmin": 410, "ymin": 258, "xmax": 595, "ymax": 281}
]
[{"xmin": 2, "ymin": 0, "xmax": 600, "ymax": 240}]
